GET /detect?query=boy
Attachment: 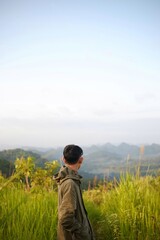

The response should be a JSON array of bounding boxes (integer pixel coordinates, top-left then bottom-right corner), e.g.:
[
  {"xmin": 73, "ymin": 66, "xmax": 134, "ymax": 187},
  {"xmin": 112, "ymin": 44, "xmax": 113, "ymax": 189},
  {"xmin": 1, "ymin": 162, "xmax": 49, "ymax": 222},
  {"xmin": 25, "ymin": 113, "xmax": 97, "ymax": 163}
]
[{"xmin": 54, "ymin": 144, "xmax": 95, "ymax": 240}]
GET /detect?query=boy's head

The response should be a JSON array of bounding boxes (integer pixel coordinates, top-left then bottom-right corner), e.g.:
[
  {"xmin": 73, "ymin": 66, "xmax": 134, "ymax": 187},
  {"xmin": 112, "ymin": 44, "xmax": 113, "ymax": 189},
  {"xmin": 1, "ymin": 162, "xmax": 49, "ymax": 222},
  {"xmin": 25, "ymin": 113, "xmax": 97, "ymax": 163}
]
[{"xmin": 63, "ymin": 144, "xmax": 83, "ymax": 165}]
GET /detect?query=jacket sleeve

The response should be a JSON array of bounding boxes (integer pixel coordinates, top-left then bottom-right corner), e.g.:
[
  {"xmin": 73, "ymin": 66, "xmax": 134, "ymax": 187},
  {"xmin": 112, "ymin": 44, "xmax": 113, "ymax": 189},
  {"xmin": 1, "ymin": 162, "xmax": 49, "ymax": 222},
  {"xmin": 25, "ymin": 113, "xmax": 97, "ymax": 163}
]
[{"xmin": 59, "ymin": 180, "xmax": 82, "ymax": 233}]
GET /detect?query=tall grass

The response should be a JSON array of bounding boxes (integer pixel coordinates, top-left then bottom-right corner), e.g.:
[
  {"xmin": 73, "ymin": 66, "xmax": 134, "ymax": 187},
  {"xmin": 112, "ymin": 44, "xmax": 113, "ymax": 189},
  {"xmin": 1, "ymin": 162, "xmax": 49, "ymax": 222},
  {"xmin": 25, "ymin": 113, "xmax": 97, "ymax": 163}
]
[
  {"xmin": 0, "ymin": 172, "xmax": 160, "ymax": 240},
  {"xmin": 84, "ymin": 173, "xmax": 160, "ymax": 240},
  {"xmin": 0, "ymin": 187, "xmax": 57, "ymax": 240}
]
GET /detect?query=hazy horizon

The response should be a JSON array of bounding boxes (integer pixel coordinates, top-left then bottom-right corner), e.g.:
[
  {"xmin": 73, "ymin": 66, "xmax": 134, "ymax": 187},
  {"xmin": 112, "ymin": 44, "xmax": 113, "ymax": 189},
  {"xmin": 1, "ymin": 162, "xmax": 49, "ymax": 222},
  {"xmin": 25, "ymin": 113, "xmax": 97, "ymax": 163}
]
[
  {"xmin": 1, "ymin": 140, "xmax": 160, "ymax": 152},
  {"xmin": 1, "ymin": 0, "xmax": 160, "ymax": 147}
]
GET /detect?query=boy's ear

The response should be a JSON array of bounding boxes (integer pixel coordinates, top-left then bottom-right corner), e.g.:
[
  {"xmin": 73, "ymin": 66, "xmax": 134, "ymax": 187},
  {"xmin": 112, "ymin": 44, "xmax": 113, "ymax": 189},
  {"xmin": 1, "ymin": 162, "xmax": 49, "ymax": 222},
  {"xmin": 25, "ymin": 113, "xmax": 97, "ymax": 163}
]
[{"xmin": 78, "ymin": 156, "xmax": 83, "ymax": 164}]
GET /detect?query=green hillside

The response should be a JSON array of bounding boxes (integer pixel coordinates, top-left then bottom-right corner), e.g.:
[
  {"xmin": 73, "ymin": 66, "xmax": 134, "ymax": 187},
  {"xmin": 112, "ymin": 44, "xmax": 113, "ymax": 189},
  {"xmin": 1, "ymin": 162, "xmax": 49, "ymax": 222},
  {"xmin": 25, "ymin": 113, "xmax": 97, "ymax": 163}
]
[{"xmin": 0, "ymin": 149, "xmax": 48, "ymax": 177}]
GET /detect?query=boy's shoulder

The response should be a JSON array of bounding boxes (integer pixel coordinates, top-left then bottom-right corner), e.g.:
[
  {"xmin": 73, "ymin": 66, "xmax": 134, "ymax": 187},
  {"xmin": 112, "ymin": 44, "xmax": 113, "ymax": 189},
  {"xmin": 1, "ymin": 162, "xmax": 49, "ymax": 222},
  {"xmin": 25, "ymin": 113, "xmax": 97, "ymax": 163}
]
[{"xmin": 61, "ymin": 177, "xmax": 77, "ymax": 185}]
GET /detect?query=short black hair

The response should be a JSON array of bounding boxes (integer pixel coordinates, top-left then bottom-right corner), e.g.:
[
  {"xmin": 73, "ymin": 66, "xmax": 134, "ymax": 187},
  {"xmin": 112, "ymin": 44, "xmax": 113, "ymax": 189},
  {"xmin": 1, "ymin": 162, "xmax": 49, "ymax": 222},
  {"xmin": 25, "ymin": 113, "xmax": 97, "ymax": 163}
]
[{"xmin": 63, "ymin": 144, "xmax": 83, "ymax": 165}]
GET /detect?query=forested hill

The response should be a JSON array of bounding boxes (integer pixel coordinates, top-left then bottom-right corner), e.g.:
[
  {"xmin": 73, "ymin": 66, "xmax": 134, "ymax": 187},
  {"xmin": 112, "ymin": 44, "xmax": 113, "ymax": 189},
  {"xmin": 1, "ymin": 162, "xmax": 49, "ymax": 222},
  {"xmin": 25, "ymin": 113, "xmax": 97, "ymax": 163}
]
[{"xmin": 0, "ymin": 149, "xmax": 48, "ymax": 176}]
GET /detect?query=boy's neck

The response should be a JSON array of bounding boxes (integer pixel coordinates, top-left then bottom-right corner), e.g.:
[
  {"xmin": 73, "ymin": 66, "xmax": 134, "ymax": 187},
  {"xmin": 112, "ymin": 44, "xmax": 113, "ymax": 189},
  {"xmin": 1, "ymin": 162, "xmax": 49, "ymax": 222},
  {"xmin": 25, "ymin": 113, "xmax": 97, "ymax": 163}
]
[{"xmin": 66, "ymin": 163, "xmax": 79, "ymax": 172}]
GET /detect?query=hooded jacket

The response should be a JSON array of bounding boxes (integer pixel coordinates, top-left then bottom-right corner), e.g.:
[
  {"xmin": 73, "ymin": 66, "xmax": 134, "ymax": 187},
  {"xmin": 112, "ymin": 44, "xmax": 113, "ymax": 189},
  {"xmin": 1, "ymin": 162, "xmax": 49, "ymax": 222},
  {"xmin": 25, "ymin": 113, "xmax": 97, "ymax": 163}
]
[{"xmin": 54, "ymin": 166, "xmax": 95, "ymax": 240}]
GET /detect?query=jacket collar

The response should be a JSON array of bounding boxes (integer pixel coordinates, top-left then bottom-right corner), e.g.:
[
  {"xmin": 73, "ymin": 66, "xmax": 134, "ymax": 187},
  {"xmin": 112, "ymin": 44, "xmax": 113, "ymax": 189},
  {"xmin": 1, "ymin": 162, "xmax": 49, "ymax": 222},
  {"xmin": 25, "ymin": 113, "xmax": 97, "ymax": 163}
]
[{"xmin": 54, "ymin": 165, "xmax": 82, "ymax": 185}]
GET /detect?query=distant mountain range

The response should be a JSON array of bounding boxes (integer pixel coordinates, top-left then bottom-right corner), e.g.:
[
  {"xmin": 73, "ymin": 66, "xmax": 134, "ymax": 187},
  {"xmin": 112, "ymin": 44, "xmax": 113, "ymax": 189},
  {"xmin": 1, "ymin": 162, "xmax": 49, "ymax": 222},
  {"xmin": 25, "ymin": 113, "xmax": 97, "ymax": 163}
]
[
  {"xmin": 24, "ymin": 143, "xmax": 160, "ymax": 176},
  {"xmin": 0, "ymin": 143, "xmax": 160, "ymax": 178},
  {"xmin": 22, "ymin": 142, "xmax": 160, "ymax": 159}
]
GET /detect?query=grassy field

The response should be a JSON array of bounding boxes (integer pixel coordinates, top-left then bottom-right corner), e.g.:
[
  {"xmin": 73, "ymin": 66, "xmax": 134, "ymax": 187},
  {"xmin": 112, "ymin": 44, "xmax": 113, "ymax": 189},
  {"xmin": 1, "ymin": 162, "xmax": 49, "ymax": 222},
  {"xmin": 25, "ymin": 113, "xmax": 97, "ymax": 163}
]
[{"xmin": 0, "ymin": 173, "xmax": 160, "ymax": 240}]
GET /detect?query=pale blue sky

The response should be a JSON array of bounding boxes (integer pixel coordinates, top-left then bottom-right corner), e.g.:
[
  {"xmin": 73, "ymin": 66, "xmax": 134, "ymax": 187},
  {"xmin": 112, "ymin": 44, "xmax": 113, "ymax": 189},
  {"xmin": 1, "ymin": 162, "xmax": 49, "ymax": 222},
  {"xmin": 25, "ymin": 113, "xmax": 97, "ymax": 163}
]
[{"xmin": 0, "ymin": 0, "xmax": 160, "ymax": 148}]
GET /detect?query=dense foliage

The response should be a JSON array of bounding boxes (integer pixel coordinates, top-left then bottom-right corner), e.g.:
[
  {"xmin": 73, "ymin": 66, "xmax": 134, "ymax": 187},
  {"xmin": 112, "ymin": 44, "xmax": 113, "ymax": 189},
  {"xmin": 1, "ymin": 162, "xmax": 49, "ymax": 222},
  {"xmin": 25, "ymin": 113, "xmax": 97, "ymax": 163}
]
[{"xmin": 0, "ymin": 158, "xmax": 14, "ymax": 177}]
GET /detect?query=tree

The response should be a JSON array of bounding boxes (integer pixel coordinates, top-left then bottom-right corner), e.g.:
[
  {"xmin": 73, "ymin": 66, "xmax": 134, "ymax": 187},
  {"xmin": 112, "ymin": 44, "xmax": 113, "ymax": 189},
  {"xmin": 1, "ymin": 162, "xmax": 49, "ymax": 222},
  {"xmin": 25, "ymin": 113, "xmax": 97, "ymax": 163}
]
[
  {"xmin": 31, "ymin": 160, "xmax": 59, "ymax": 192},
  {"xmin": 15, "ymin": 156, "xmax": 35, "ymax": 191}
]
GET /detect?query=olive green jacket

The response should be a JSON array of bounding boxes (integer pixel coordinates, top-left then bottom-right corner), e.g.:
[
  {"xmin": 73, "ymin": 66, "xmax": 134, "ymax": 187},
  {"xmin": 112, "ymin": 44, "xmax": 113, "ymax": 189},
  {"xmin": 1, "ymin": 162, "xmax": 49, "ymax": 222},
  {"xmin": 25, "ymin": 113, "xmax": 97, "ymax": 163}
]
[{"xmin": 55, "ymin": 166, "xmax": 95, "ymax": 240}]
